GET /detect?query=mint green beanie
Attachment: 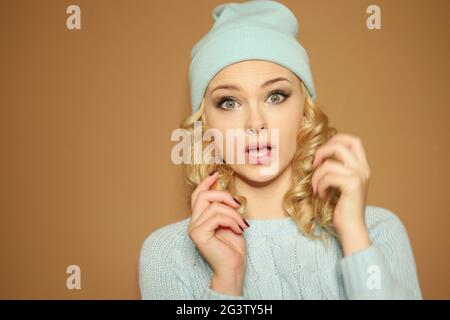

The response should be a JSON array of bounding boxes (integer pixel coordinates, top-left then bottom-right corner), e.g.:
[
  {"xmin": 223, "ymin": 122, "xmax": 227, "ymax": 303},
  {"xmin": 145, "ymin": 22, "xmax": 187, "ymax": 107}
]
[{"xmin": 188, "ymin": 0, "xmax": 317, "ymax": 114}]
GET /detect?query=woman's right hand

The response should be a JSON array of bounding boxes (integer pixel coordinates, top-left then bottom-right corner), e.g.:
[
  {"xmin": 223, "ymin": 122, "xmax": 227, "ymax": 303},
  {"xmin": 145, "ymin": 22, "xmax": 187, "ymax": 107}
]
[{"xmin": 187, "ymin": 171, "xmax": 249, "ymax": 286}]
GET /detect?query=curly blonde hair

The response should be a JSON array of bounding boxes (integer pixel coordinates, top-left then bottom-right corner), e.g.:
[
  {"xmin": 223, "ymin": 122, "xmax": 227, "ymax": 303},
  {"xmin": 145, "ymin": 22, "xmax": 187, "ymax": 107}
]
[{"xmin": 180, "ymin": 80, "xmax": 341, "ymax": 239}]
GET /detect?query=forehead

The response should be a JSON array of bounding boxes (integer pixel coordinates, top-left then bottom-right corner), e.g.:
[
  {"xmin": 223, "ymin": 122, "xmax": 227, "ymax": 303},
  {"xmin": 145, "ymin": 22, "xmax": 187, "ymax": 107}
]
[{"xmin": 208, "ymin": 60, "xmax": 295, "ymax": 87}]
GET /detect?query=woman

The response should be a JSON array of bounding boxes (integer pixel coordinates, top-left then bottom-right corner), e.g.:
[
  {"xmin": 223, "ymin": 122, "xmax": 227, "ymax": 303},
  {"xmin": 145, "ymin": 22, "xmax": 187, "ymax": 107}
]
[{"xmin": 139, "ymin": 0, "xmax": 422, "ymax": 299}]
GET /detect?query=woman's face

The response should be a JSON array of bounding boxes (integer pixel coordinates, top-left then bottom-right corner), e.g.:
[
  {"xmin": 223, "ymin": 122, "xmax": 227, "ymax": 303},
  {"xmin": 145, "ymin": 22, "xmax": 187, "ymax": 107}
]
[{"xmin": 204, "ymin": 60, "xmax": 305, "ymax": 183}]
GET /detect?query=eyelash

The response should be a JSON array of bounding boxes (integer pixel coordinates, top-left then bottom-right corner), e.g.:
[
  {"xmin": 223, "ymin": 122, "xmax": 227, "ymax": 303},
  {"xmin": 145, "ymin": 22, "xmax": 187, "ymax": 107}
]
[{"xmin": 215, "ymin": 90, "xmax": 290, "ymax": 110}]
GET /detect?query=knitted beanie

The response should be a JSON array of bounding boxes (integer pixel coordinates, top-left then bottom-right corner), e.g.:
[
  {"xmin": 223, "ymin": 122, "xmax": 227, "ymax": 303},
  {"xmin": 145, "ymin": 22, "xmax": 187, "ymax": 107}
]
[{"xmin": 188, "ymin": 0, "xmax": 317, "ymax": 114}]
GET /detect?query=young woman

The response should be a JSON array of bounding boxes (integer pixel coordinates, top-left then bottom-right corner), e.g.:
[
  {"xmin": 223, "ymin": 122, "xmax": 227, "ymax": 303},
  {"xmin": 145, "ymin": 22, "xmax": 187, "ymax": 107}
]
[{"xmin": 139, "ymin": 0, "xmax": 422, "ymax": 299}]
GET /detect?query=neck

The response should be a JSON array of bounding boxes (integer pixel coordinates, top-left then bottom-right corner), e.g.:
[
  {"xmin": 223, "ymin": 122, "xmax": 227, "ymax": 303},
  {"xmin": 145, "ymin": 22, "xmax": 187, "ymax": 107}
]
[{"xmin": 234, "ymin": 165, "xmax": 293, "ymax": 220}]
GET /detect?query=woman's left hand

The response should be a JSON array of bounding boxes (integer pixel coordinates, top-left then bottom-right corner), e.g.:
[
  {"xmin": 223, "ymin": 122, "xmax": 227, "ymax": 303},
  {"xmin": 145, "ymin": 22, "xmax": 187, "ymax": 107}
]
[{"xmin": 311, "ymin": 133, "xmax": 372, "ymax": 256}]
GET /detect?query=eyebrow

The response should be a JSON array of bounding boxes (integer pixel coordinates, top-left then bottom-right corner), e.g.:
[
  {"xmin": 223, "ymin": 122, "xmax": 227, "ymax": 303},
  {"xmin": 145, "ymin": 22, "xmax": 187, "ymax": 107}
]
[{"xmin": 210, "ymin": 77, "xmax": 291, "ymax": 95}]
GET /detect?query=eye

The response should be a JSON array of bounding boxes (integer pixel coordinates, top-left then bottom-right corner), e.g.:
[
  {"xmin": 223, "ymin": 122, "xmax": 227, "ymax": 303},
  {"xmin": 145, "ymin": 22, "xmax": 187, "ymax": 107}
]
[
  {"xmin": 266, "ymin": 90, "xmax": 289, "ymax": 104},
  {"xmin": 216, "ymin": 97, "xmax": 241, "ymax": 110},
  {"xmin": 215, "ymin": 90, "xmax": 290, "ymax": 111}
]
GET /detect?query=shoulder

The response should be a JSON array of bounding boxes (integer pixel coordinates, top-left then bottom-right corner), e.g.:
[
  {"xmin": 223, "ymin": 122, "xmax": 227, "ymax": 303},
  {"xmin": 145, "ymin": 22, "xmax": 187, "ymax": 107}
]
[
  {"xmin": 364, "ymin": 205, "xmax": 410, "ymax": 240},
  {"xmin": 139, "ymin": 216, "xmax": 194, "ymax": 263},
  {"xmin": 138, "ymin": 217, "xmax": 197, "ymax": 299}
]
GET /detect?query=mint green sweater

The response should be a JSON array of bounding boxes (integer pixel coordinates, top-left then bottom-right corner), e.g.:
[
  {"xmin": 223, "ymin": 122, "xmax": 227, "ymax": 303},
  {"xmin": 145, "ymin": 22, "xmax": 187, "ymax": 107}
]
[{"xmin": 139, "ymin": 205, "xmax": 422, "ymax": 299}]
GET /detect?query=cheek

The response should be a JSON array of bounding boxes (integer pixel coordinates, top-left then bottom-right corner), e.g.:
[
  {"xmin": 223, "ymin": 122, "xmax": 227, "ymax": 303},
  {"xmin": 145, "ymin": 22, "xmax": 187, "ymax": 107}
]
[
  {"xmin": 209, "ymin": 126, "xmax": 239, "ymax": 160},
  {"xmin": 211, "ymin": 128, "xmax": 227, "ymax": 156},
  {"xmin": 205, "ymin": 114, "xmax": 236, "ymax": 157},
  {"xmin": 278, "ymin": 131, "xmax": 298, "ymax": 161},
  {"xmin": 276, "ymin": 113, "xmax": 302, "ymax": 160}
]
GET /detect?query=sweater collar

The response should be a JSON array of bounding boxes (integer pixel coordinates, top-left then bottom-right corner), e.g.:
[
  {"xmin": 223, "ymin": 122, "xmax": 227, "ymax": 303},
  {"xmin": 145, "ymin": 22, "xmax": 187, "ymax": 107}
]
[{"xmin": 243, "ymin": 216, "xmax": 300, "ymax": 236}]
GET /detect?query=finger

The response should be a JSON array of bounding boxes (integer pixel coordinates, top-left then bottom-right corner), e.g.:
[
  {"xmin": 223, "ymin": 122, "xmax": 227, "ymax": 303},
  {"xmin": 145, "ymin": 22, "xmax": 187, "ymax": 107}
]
[
  {"xmin": 326, "ymin": 134, "xmax": 369, "ymax": 168},
  {"xmin": 316, "ymin": 171, "xmax": 363, "ymax": 198},
  {"xmin": 312, "ymin": 142, "xmax": 359, "ymax": 171},
  {"xmin": 316, "ymin": 172, "xmax": 349, "ymax": 198},
  {"xmin": 192, "ymin": 202, "xmax": 248, "ymax": 231},
  {"xmin": 196, "ymin": 213, "xmax": 244, "ymax": 242},
  {"xmin": 191, "ymin": 171, "xmax": 219, "ymax": 208},
  {"xmin": 192, "ymin": 190, "xmax": 241, "ymax": 222},
  {"xmin": 311, "ymin": 159, "xmax": 352, "ymax": 194}
]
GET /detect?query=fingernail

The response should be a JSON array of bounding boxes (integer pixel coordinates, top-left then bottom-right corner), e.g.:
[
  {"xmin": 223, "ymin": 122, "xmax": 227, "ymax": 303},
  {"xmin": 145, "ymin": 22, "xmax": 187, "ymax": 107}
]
[
  {"xmin": 209, "ymin": 170, "xmax": 218, "ymax": 176},
  {"xmin": 233, "ymin": 197, "xmax": 241, "ymax": 205},
  {"xmin": 239, "ymin": 225, "xmax": 245, "ymax": 232},
  {"xmin": 243, "ymin": 219, "xmax": 250, "ymax": 227}
]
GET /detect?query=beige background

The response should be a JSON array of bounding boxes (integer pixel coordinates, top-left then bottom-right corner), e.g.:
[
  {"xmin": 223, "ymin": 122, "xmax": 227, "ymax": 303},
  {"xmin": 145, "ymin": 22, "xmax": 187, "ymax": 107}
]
[{"xmin": 1, "ymin": 0, "xmax": 449, "ymax": 299}]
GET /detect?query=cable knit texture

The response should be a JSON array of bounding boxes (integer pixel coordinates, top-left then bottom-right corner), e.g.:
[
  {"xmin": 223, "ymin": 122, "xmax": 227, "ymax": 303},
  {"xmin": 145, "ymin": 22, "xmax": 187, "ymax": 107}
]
[{"xmin": 139, "ymin": 205, "xmax": 422, "ymax": 300}]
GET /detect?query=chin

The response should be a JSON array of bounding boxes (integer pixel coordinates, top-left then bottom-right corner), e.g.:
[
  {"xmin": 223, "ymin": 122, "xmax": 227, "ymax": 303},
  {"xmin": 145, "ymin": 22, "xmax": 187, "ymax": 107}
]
[{"xmin": 231, "ymin": 160, "xmax": 288, "ymax": 184}]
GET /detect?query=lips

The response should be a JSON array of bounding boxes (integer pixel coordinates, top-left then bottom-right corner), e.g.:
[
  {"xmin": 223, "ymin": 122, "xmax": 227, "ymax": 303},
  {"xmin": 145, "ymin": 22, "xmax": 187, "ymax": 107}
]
[
  {"xmin": 245, "ymin": 142, "xmax": 272, "ymax": 153},
  {"xmin": 245, "ymin": 142, "xmax": 274, "ymax": 165}
]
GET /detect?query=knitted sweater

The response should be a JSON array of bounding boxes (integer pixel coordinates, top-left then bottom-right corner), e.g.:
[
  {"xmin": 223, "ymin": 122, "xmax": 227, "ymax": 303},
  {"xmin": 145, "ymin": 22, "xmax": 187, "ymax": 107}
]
[{"xmin": 138, "ymin": 205, "xmax": 422, "ymax": 299}]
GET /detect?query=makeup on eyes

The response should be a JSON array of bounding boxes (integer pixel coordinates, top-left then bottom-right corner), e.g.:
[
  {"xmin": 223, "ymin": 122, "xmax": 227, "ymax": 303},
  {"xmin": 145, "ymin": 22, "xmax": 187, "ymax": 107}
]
[{"xmin": 214, "ymin": 89, "xmax": 291, "ymax": 110}]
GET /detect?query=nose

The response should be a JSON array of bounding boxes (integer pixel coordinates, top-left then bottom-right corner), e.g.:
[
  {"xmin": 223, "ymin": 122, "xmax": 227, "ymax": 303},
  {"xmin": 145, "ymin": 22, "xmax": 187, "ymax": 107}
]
[
  {"xmin": 246, "ymin": 125, "xmax": 265, "ymax": 135},
  {"xmin": 245, "ymin": 103, "xmax": 267, "ymax": 136}
]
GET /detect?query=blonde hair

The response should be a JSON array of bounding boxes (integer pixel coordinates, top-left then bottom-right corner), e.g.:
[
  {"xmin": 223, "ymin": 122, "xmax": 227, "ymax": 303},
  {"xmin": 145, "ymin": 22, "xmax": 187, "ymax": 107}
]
[{"xmin": 180, "ymin": 80, "xmax": 340, "ymax": 239}]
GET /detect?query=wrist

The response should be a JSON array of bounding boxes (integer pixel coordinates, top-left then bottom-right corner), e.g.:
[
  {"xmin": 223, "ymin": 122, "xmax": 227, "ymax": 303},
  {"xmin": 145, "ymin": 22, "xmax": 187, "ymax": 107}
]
[
  {"xmin": 211, "ymin": 271, "xmax": 245, "ymax": 296},
  {"xmin": 337, "ymin": 223, "xmax": 372, "ymax": 257}
]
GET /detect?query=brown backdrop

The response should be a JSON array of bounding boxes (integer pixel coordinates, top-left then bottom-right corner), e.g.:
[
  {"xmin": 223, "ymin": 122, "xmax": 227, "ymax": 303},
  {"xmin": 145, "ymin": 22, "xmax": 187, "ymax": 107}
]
[{"xmin": 1, "ymin": 0, "xmax": 449, "ymax": 299}]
